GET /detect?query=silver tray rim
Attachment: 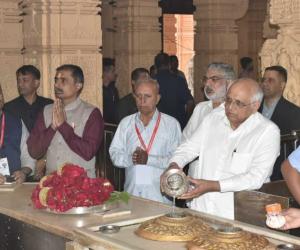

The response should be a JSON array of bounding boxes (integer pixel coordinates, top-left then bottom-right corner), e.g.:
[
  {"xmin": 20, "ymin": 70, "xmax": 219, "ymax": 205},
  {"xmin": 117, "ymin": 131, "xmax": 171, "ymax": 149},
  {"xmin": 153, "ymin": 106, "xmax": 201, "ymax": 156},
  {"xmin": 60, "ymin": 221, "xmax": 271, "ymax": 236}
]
[{"xmin": 42, "ymin": 202, "xmax": 119, "ymax": 215}]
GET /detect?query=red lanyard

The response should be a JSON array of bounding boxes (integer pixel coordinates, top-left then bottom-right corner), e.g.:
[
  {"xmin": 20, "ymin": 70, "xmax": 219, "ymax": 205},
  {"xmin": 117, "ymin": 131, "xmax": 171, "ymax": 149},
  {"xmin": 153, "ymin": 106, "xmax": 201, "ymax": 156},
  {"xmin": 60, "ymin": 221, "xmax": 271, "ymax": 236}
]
[
  {"xmin": 135, "ymin": 112, "xmax": 161, "ymax": 154},
  {"xmin": 0, "ymin": 113, "xmax": 5, "ymax": 149}
]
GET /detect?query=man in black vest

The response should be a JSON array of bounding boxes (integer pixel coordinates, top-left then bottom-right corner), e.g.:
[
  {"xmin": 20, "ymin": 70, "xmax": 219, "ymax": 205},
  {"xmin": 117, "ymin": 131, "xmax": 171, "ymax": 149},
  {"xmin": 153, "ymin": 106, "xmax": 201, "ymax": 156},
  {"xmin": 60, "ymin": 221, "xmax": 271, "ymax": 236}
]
[{"xmin": 260, "ymin": 65, "xmax": 300, "ymax": 180}]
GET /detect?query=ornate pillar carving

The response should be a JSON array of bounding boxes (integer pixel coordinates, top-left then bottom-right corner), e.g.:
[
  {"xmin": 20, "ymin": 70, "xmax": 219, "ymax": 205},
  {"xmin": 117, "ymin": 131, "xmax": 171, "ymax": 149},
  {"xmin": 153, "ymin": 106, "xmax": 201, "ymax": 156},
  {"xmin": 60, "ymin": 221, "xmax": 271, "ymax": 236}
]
[
  {"xmin": 0, "ymin": 1, "xmax": 23, "ymax": 102},
  {"xmin": 193, "ymin": 0, "xmax": 248, "ymax": 102},
  {"xmin": 260, "ymin": 0, "xmax": 300, "ymax": 106},
  {"xmin": 237, "ymin": 0, "xmax": 267, "ymax": 78},
  {"xmin": 20, "ymin": 0, "xmax": 102, "ymax": 108},
  {"xmin": 114, "ymin": 0, "xmax": 161, "ymax": 97},
  {"xmin": 262, "ymin": 0, "xmax": 278, "ymax": 40},
  {"xmin": 102, "ymin": 0, "xmax": 116, "ymax": 58}
]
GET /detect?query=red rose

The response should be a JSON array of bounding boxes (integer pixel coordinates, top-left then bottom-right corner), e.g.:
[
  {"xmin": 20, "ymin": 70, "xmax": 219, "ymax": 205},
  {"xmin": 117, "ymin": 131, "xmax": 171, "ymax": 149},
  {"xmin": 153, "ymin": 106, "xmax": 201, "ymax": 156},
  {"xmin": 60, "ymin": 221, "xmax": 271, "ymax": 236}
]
[
  {"xmin": 31, "ymin": 186, "xmax": 45, "ymax": 209},
  {"xmin": 61, "ymin": 164, "xmax": 87, "ymax": 178},
  {"xmin": 32, "ymin": 164, "xmax": 115, "ymax": 212}
]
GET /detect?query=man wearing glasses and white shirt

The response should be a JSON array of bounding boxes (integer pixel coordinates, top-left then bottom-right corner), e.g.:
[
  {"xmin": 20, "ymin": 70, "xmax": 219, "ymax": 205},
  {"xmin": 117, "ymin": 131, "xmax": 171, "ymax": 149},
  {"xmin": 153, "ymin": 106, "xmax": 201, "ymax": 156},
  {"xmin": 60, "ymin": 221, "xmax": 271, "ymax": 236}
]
[
  {"xmin": 163, "ymin": 78, "xmax": 280, "ymax": 219},
  {"xmin": 182, "ymin": 63, "xmax": 236, "ymax": 178}
]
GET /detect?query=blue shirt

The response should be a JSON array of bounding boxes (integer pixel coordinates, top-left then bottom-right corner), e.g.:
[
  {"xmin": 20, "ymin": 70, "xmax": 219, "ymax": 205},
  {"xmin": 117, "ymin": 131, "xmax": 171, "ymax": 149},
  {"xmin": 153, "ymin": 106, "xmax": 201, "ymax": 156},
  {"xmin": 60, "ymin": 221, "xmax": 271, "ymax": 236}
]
[
  {"xmin": 261, "ymin": 98, "xmax": 280, "ymax": 120},
  {"xmin": 288, "ymin": 146, "xmax": 300, "ymax": 172}
]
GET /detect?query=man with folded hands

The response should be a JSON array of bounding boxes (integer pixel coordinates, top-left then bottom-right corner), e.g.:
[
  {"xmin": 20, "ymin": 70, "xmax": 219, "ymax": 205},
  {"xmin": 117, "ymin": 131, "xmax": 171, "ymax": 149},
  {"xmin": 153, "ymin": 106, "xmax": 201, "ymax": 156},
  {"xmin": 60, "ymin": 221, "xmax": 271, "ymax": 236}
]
[
  {"xmin": 110, "ymin": 78, "xmax": 181, "ymax": 203},
  {"xmin": 27, "ymin": 64, "xmax": 103, "ymax": 177}
]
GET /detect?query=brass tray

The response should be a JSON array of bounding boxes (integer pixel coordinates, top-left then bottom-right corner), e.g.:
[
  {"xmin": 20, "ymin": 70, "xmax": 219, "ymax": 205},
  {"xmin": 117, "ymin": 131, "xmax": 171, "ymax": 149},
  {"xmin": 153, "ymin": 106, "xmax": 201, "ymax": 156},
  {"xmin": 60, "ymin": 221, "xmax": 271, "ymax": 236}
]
[{"xmin": 44, "ymin": 202, "xmax": 118, "ymax": 215}]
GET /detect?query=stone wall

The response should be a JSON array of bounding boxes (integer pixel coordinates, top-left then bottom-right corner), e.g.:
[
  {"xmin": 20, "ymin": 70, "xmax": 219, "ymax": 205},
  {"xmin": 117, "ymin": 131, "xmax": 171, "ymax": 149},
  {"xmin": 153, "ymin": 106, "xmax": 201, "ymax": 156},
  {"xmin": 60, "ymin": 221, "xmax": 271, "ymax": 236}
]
[
  {"xmin": 0, "ymin": 0, "xmax": 23, "ymax": 102},
  {"xmin": 0, "ymin": 0, "xmax": 102, "ymax": 109},
  {"xmin": 260, "ymin": 0, "xmax": 300, "ymax": 106}
]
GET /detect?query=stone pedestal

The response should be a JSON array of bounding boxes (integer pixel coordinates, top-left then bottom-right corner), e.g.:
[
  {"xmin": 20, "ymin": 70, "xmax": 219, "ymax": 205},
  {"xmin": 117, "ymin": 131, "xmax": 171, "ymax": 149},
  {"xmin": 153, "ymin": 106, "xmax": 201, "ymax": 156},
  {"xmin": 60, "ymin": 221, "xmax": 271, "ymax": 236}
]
[
  {"xmin": 0, "ymin": 1, "xmax": 23, "ymax": 102},
  {"xmin": 20, "ymin": 0, "xmax": 102, "ymax": 108},
  {"xmin": 260, "ymin": 0, "xmax": 300, "ymax": 106},
  {"xmin": 193, "ymin": 0, "xmax": 248, "ymax": 102},
  {"xmin": 114, "ymin": 0, "xmax": 161, "ymax": 97}
]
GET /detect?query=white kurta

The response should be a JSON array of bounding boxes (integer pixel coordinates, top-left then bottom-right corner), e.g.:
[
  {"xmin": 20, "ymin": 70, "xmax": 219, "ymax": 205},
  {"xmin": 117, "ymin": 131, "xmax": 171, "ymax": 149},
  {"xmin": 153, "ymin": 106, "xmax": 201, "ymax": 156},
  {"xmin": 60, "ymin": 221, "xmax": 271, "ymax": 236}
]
[
  {"xmin": 170, "ymin": 105, "xmax": 280, "ymax": 219},
  {"xmin": 109, "ymin": 110, "xmax": 181, "ymax": 204},
  {"xmin": 182, "ymin": 100, "xmax": 213, "ymax": 177}
]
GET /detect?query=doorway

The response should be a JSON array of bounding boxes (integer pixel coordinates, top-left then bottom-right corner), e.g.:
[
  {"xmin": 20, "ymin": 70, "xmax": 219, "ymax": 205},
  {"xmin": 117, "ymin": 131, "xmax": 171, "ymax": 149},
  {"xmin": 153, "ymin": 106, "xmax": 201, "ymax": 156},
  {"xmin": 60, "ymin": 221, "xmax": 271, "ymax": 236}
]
[{"xmin": 160, "ymin": 0, "xmax": 195, "ymax": 95}]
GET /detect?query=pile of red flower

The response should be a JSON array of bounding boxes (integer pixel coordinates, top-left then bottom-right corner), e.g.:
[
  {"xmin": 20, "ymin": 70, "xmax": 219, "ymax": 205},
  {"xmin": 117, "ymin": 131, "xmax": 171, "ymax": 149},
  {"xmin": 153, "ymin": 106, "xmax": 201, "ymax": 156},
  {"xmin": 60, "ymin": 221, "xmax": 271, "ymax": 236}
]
[{"xmin": 31, "ymin": 163, "xmax": 114, "ymax": 212}]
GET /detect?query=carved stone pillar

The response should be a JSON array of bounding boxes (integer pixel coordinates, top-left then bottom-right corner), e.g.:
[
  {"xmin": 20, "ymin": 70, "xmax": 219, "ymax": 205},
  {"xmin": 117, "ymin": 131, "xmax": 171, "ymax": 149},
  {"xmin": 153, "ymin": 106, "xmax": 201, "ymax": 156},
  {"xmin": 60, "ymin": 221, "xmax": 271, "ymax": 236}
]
[
  {"xmin": 163, "ymin": 14, "xmax": 176, "ymax": 55},
  {"xmin": 262, "ymin": 0, "xmax": 278, "ymax": 40},
  {"xmin": 237, "ymin": 0, "xmax": 267, "ymax": 78},
  {"xmin": 114, "ymin": 0, "xmax": 161, "ymax": 97},
  {"xmin": 193, "ymin": 0, "xmax": 248, "ymax": 102},
  {"xmin": 20, "ymin": 0, "xmax": 102, "ymax": 108},
  {"xmin": 0, "ymin": 1, "xmax": 23, "ymax": 102},
  {"xmin": 260, "ymin": 0, "xmax": 300, "ymax": 106},
  {"xmin": 102, "ymin": 0, "xmax": 116, "ymax": 58}
]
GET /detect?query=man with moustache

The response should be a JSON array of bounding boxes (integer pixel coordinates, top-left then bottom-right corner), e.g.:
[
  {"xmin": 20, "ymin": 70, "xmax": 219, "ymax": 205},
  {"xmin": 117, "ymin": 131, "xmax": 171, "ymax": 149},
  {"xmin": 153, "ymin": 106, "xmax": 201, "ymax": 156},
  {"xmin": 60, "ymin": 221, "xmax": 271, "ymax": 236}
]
[
  {"xmin": 109, "ymin": 78, "xmax": 181, "ymax": 203},
  {"xmin": 27, "ymin": 64, "xmax": 104, "ymax": 177},
  {"xmin": 0, "ymin": 84, "xmax": 35, "ymax": 184},
  {"xmin": 162, "ymin": 78, "xmax": 280, "ymax": 219},
  {"xmin": 182, "ymin": 63, "xmax": 236, "ymax": 178}
]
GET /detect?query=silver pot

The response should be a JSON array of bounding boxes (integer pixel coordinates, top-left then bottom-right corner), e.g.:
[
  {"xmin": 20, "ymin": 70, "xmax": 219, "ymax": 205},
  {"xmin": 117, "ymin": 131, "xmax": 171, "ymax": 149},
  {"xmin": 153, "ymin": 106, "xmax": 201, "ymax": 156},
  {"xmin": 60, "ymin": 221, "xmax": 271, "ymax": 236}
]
[{"xmin": 161, "ymin": 168, "xmax": 188, "ymax": 198}]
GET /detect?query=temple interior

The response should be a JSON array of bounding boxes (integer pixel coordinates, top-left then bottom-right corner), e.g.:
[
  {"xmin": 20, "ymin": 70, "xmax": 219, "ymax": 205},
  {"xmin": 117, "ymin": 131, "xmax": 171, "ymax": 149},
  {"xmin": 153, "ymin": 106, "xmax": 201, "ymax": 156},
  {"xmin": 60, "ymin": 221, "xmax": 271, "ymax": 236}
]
[
  {"xmin": 1, "ymin": 1, "xmax": 300, "ymax": 249},
  {"xmin": 2, "ymin": 0, "xmax": 298, "ymax": 107}
]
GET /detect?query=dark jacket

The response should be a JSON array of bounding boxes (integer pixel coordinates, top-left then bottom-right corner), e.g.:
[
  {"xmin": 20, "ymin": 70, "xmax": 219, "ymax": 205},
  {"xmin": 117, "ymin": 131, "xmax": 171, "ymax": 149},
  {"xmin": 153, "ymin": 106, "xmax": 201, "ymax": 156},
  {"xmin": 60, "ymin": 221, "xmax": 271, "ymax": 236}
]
[
  {"xmin": 116, "ymin": 94, "xmax": 137, "ymax": 123},
  {"xmin": 269, "ymin": 97, "xmax": 300, "ymax": 134},
  {"xmin": 259, "ymin": 97, "xmax": 300, "ymax": 180},
  {"xmin": 0, "ymin": 112, "xmax": 22, "ymax": 174},
  {"xmin": 155, "ymin": 69, "xmax": 193, "ymax": 129},
  {"xmin": 4, "ymin": 95, "xmax": 53, "ymax": 132},
  {"xmin": 103, "ymin": 82, "xmax": 119, "ymax": 124}
]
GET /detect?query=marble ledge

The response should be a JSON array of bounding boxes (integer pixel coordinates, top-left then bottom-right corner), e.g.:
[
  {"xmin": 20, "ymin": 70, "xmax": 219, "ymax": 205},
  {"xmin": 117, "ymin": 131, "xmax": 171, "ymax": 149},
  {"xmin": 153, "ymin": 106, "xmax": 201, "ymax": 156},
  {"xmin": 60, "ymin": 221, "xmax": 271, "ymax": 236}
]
[{"xmin": 0, "ymin": 184, "xmax": 300, "ymax": 250}]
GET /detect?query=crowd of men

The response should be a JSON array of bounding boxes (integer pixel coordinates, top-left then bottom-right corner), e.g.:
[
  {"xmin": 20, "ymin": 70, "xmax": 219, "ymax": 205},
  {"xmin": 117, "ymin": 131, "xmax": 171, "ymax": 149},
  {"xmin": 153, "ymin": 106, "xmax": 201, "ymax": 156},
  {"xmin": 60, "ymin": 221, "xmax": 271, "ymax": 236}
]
[{"xmin": 3, "ymin": 52, "xmax": 300, "ymax": 228}]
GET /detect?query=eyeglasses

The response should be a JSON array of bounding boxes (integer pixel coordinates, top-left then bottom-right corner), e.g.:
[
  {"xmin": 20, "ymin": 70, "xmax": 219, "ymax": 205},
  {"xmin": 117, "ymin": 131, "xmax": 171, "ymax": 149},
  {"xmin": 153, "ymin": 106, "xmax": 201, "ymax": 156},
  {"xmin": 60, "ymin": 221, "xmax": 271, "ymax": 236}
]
[
  {"xmin": 225, "ymin": 97, "xmax": 255, "ymax": 109},
  {"xmin": 202, "ymin": 76, "xmax": 225, "ymax": 84}
]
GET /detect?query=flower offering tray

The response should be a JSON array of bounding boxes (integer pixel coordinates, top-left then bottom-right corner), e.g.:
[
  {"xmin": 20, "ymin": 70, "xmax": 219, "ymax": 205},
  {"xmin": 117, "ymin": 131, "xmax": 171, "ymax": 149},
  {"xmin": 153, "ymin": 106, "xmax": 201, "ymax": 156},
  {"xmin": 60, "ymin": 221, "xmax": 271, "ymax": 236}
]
[{"xmin": 44, "ymin": 202, "xmax": 119, "ymax": 215}]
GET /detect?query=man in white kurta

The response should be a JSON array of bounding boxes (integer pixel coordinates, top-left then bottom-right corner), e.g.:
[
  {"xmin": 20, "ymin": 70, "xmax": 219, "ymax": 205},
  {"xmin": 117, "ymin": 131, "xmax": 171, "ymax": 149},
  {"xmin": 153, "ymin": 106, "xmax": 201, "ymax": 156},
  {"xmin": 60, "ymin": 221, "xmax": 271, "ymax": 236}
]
[
  {"xmin": 167, "ymin": 78, "xmax": 280, "ymax": 219},
  {"xmin": 183, "ymin": 63, "xmax": 236, "ymax": 177},
  {"xmin": 110, "ymin": 79, "xmax": 181, "ymax": 204}
]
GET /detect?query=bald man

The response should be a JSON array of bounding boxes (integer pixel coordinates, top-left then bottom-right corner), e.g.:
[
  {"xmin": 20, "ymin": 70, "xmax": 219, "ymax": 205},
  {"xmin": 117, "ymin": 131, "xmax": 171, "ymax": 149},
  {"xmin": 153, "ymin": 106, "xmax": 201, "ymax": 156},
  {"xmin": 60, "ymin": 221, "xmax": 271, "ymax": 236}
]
[
  {"xmin": 163, "ymin": 78, "xmax": 280, "ymax": 219},
  {"xmin": 110, "ymin": 79, "xmax": 181, "ymax": 204}
]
